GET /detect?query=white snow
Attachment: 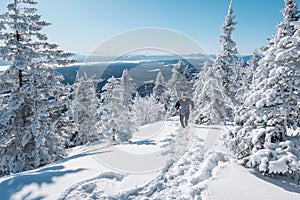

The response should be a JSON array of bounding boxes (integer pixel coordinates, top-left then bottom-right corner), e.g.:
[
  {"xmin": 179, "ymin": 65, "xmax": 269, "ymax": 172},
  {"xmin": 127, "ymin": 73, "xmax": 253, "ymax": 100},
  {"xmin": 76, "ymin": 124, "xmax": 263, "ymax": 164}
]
[
  {"xmin": 0, "ymin": 65, "xmax": 9, "ymax": 71},
  {"xmin": 204, "ymin": 163, "xmax": 300, "ymax": 200},
  {"xmin": 0, "ymin": 117, "xmax": 299, "ymax": 200}
]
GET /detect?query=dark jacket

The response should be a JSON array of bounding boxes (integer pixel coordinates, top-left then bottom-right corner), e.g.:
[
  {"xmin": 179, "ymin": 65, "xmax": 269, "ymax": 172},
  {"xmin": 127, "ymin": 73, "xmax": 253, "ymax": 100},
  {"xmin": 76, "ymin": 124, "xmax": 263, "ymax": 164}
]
[{"xmin": 175, "ymin": 98, "xmax": 194, "ymax": 115}]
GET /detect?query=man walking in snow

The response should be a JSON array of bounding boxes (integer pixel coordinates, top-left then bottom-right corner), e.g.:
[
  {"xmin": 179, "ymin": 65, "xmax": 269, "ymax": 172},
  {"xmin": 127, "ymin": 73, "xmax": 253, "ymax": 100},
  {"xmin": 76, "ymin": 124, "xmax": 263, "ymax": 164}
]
[{"xmin": 175, "ymin": 93, "xmax": 194, "ymax": 128}]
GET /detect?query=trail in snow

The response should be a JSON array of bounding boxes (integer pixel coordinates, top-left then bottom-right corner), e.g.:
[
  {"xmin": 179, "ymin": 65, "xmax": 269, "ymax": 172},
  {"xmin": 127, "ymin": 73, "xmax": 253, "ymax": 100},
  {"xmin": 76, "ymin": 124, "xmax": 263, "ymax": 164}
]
[
  {"xmin": 107, "ymin": 127, "xmax": 228, "ymax": 200},
  {"xmin": 84, "ymin": 119, "xmax": 179, "ymax": 174},
  {"xmin": 59, "ymin": 119, "xmax": 228, "ymax": 200}
]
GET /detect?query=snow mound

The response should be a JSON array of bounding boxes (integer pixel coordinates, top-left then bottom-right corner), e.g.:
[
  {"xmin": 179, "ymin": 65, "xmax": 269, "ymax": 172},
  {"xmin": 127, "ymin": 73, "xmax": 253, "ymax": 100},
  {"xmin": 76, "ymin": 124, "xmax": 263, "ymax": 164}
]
[
  {"xmin": 58, "ymin": 172, "xmax": 125, "ymax": 200},
  {"xmin": 97, "ymin": 171, "xmax": 125, "ymax": 181}
]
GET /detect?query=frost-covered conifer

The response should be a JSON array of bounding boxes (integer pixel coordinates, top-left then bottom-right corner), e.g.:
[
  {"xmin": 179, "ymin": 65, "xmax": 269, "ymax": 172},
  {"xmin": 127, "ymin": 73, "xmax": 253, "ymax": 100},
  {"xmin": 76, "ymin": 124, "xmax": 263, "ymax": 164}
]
[
  {"xmin": 213, "ymin": 0, "xmax": 239, "ymax": 114},
  {"xmin": 226, "ymin": 0, "xmax": 300, "ymax": 178},
  {"xmin": 192, "ymin": 61, "xmax": 229, "ymax": 124},
  {"xmin": 153, "ymin": 70, "xmax": 168, "ymax": 109},
  {"xmin": 120, "ymin": 69, "xmax": 135, "ymax": 107},
  {"xmin": 72, "ymin": 74, "xmax": 101, "ymax": 146},
  {"xmin": 0, "ymin": 0, "xmax": 74, "ymax": 176},
  {"xmin": 248, "ymin": 50, "xmax": 261, "ymax": 87},
  {"xmin": 167, "ymin": 58, "xmax": 191, "ymax": 111},
  {"xmin": 235, "ymin": 51, "xmax": 261, "ymax": 108},
  {"xmin": 234, "ymin": 58, "xmax": 248, "ymax": 106},
  {"xmin": 98, "ymin": 77, "xmax": 136, "ymax": 142},
  {"xmin": 153, "ymin": 70, "xmax": 167, "ymax": 98}
]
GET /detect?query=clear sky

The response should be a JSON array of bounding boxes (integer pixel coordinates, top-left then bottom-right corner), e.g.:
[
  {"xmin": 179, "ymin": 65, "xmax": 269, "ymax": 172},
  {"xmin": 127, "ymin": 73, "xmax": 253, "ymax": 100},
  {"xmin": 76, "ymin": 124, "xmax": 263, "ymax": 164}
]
[{"xmin": 0, "ymin": 0, "xmax": 298, "ymax": 55}]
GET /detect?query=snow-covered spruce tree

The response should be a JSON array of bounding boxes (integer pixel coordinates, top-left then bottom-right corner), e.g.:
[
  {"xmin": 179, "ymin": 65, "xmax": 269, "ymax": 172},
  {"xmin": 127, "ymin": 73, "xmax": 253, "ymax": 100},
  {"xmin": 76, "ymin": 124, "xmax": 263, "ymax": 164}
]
[
  {"xmin": 226, "ymin": 0, "xmax": 300, "ymax": 179},
  {"xmin": 234, "ymin": 58, "xmax": 249, "ymax": 106},
  {"xmin": 120, "ymin": 69, "xmax": 135, "ymax": 107},
  {"xmin": 192, "ymin": 61, "xmax": 230, "ymax": 124},
  {"xmin": 235, "ymin": 51, "xmax": 261, "ymax": 107},
  {"xmin": 167, "ymin": 57, "xmax": 191, "ymax": 113},
  {"xmin": 213, "ymin": 0, "xmax": 239, "ymax": 117},
  {"xmin": 131, "ymin": 94, "xmax": 165, "ymax": 126},
  {"xmin": 153, "ymin": 70, "xmax": 168, "ymax": 110},
  {"xmin": 55, "ymin": 98, "xmax": 77, "ymax": 148},
  {"xmin": 248, "ymin": 50, "xmax": 261, "ymax": 87},
  {"xmin": 183, "ymin": 65, "xmax": 193, "ymax": 82},
  {"xmin": 183, "ymin": 64, "xmax": 195, "ymax": 96},
  {"xmin": 98, "ymin": 76, "xmax": 136, "ymax": 142},
  {"xmin": 72, "ymin": 73, "xmax": 102, "ymax": 146},
  {"xmin": 192, "ymin": 61, "xmax": 210, "ymax": 124},
  {"xmin": 0, "ymin": 93, "xmax": 9, "ymax": 110},
  {"xmin": 153, "ymin": 70, "xmax": 167, "ymax": 99},
  {"xmin": 0, "ymin": 0, "xmax": 74, "ymax": 176}
]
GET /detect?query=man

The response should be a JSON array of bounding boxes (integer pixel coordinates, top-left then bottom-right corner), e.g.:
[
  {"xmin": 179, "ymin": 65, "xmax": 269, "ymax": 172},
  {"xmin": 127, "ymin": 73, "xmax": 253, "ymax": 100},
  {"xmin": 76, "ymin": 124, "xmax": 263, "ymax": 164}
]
[{"xmin": 175, "ymin": 93, "xmax": 194, "ymax": 128}]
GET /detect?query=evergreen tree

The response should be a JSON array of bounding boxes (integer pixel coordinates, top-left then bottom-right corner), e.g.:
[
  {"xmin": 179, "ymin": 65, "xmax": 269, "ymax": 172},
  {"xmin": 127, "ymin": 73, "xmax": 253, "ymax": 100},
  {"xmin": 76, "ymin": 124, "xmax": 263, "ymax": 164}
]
[
  {"xmin": 248, "ymin": 50, "xmax": 261, "ymax": 88},
  {"xmin": 213, "ymin": 0, "xmax": 239, "ymax": 116},
  {"xmin": 234, "ymin": 58, "xmax": 248, "ymax": 105},
  {"xmin": 226, "ymin": 0, "xmax": 300, "ymax": 178},
  {"xmin": 235, "ymin": 51, "xmax": 261, "ymax": 109},
  {"xmin": 98, "ymin": 77, "xmax": 136, "ymax": 142},
  {"xmin": 192, "ymin": 61, "xmax": 229, "ymax": 124},
  {"xmin": 0, "ymin": 0, "xmax": 74, "ymax": 176},
  {"xmin": 167, "ymin": 57, "xmax": 191, "ymax": 112},
  {"xmin": 153, "ymin": 70, "xmax": 167, "ymax": 98},
  {"xmin": 153, "ymin": 70, "xmax": 168, "ymax": 110},
  {"xmin": 72, "ymin": 73, "xmax": 101, "ymax": 146},
  {"xmin": 120, "ymin": 69, "xmax": 135, "ymax": 107},
  {"xmin": 183, "ymin": 65, "xmax": 193, "ymax": 82}
]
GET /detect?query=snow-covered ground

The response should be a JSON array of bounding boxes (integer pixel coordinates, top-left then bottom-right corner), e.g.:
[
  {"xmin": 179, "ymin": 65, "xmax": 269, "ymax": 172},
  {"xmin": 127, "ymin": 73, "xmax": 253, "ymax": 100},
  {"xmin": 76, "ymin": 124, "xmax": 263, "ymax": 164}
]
[{"xmin": 0, "ymin": 117, "xmax": 299, "ymax": 200}]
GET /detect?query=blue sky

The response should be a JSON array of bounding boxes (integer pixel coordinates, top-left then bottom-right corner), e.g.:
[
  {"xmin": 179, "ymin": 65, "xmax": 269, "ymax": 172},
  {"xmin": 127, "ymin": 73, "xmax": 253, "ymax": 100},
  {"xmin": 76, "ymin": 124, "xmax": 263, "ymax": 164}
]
[{"xmin": 0, "ymin": 0, "xmax": 298, "ymax": 55}]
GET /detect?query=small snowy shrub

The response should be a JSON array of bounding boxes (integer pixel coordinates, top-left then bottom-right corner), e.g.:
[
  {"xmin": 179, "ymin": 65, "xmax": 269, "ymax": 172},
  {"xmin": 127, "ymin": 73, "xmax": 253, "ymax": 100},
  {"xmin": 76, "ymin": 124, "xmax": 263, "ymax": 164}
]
[{"xmin": 131, "ymin": 94, "xmax": 165, "ymax": 126}]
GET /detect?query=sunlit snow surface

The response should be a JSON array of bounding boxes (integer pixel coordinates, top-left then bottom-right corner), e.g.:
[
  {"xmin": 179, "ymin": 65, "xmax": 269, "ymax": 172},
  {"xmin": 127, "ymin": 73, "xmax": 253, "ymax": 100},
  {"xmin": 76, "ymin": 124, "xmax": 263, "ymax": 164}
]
[{"xmin": 0, "ymin": 117, "xmax": 299, "ymax": 200}]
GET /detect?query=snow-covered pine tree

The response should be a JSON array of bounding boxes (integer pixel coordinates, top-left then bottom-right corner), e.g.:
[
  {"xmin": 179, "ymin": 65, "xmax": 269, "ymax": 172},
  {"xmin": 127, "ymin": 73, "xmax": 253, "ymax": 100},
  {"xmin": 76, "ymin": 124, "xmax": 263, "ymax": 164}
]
[
  {"xmin": 98, "ymin": 76, "xmax": 136, "ymax": 142},
  {"xmin": 0, "ymin": 93, "xmax": 9, "ymax": 110},
  {"xmin": 120, "ymin": 69, "xmax": 135, "ymax": 107},
  {"xmin": 192, "ymin": 61, "xmax": 210, "ymax": 124},
  {"xmin": 131, "ymin": 94, "xmax": 165, "ymax": 126},
  {"xmin": 248, "ymin": 50, "xmax": 261, "ymax": 88},
  {"xmin": 234, "ymin": 58, "xmax": 248, "ymax": 106},
  {"xmin": 153, "ymin": 70, "xmax": 167, "ymax": 99},
  {"xmin": 55, "ymin": 95, "xmax": 77, "ymax": 149},
  {"xmin": 72, "ymin": 73, "xmax": 101, "ymax": 146},
  {"xmin": 0, "ymin": 0, "xmax": 75, "ymax": 176},
  {"xmin": 226, "ymin": 0, "xmax": 300, "ymax": 179},
  {"xmin": 235, "ymin": 50, "xmax": 261, "ymax": 109},
  {"xmin": 167, "ymin": 57, "xmax": 191, "ymax": 114},
  {"xmin": 213, "ymin": 0, "xmax": 239, "ymax": 117},
  {"xmin": 153, "ymin": 70, "xmax": 168, "ymax": 110},
  {"xmin": 192, "ymin": 61, "xmax": 229, "ymax": 124},
  {"xmin": 183, "ymin": 65, "xmax": 192, "ymax": 82},
  {"xmin": 183, "ymin": 64, "xmax": 195, "ymax": 97}
]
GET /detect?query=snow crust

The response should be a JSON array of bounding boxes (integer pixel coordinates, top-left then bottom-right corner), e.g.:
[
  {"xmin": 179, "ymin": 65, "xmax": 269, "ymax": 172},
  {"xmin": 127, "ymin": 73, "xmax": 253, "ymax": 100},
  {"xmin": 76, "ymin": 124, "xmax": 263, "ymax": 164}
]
[{"xmin": 0, "ymin": 119, "xmax": 299, "ymax": 200}]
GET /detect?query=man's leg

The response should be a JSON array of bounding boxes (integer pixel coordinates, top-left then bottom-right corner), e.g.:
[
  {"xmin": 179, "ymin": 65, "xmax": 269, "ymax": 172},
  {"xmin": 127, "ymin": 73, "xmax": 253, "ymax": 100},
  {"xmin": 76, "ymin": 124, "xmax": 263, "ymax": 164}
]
[
  {"xmin": 180, "ymin": 115, "xmax": 185, "ymax": 128},
  {"xmin": 185, "ymin": 112, "xmax": 190, "ymax": 127}
]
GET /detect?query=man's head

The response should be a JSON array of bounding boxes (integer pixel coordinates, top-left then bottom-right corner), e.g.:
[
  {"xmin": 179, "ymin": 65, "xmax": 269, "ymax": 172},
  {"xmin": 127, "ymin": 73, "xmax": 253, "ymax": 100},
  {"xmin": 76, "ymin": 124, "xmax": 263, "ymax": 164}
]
[{"xmin": 182, "ymin": 93, "xmax": 187, "ymax": 101}]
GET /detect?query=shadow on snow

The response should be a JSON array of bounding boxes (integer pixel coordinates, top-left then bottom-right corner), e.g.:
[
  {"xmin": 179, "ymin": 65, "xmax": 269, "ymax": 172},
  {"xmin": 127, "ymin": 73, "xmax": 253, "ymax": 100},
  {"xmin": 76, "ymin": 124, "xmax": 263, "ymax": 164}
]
[
  {"xmin": 0, "ymin": 165, "xmax": 86, "ymax": 200},
  {"xmin": 129, "ymin": 139, "xmax": 156, "ymax": 145},
  {"xmin": 250, "ymin": 170, "xmax": 300, "ymax": 194}
]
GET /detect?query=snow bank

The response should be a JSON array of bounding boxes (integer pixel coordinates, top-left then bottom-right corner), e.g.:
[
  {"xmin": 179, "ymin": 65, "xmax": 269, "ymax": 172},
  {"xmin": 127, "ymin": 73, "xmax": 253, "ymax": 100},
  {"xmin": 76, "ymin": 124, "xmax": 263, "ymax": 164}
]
[
  {"xmin": 204, "ymin": 163, "xmax": 300, "ymax": 200},
  {"xmin": 104, "ymin": 135, "xmax": 229, "ymax": 200}
]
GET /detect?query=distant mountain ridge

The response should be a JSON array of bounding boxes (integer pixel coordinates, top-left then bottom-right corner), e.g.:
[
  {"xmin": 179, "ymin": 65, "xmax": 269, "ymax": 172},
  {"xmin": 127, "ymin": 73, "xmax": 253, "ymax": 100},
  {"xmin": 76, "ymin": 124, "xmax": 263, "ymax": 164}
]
[{"xmin": 0, "ymin": 54, "xmax": 252, "ymax": 96}]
